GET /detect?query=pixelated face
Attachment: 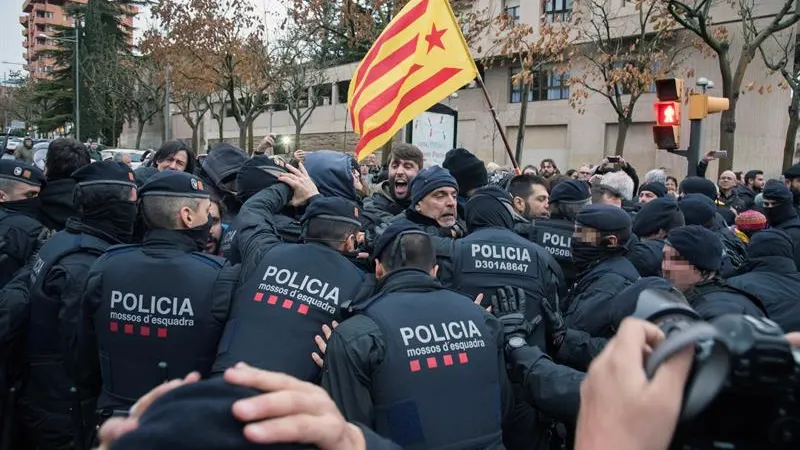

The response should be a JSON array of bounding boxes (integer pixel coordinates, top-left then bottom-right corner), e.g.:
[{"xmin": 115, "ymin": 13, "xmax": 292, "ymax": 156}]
[
  {"xmin": 416, "ymin": 186, "xmax": 458, "ymax": 227},
  {"xmin": 157, "ymin": 150, "xmax": 188, "ymax": 172},
  {"xmin": 389, "ymin": 158, "xmax": 420, "ymax": 200},
  {"xmin": 662, "ymin": 245, "xmax": 703, "ymax": 292}
]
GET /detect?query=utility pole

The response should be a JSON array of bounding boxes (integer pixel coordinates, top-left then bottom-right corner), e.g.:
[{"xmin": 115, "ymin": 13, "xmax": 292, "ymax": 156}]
[{"xmin": 75, "ymin": 18, "xmax": 81, "ymax": 142}]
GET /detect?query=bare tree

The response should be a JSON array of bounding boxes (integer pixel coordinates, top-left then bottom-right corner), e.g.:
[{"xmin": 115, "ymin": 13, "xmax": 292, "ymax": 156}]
[
  {"xmin": 758, "ymin": 23, "xmax": 800, "ymax": 170},
  {"xmin": 128, "ymin": 55, "xmax": 165, "ymax": 149},
  {"xmin": 274, "ymin": 35, "xmax": 328, "ymax": 149},
  {"xmin": 569, "ymin": 0, "xmax": 688, "ymax": 156},
  {"xmin": 667, "ymin": 0, "xmax": 800, "ymax": 171}
]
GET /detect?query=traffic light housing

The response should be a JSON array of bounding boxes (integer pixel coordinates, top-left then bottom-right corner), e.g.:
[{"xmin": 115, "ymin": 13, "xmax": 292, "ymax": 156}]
[
  {"xmin": 653, "ymin": 78, "xmax": 683, "ymax": 150},
  {"xmin": 688, "ymin": 94, "xmax": 730, "ymax": 120}
]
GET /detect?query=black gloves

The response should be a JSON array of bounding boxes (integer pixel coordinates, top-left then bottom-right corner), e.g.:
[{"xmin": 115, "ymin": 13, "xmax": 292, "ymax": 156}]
[
  {"xmin": 491, "ymin": 287, "xmax": 567, "ymax": 356},
  {"xmin": 490, "ymin": 287, "xmax": 536, "ymax": 344},
  {"xmin": 542, "ymin": 298, "xmax": 566, "ymax": 354}
]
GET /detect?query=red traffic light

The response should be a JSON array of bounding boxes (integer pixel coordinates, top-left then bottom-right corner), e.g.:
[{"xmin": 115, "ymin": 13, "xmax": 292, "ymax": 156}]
[{"xmin": 654, "ymin": 101, "xmax": 680, "ymax": 126}]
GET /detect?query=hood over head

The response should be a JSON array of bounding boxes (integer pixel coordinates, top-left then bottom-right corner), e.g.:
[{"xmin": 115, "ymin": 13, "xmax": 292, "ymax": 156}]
[{"xmin": 303, "ymin": 150, "xmax": 358, "ymax": 201}]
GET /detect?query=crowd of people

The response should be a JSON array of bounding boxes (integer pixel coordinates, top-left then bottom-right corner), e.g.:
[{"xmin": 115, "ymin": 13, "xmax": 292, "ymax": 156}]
[{"xmin": 1, "ymin": 133, "xmax": 799, "ymax": 450}]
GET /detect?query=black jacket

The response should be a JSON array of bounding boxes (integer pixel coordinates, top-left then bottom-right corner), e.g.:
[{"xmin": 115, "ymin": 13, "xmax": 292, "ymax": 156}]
[
  {"xmin": 726, "ymin": 255, "xmax": 800, "ymax": 332},
  {"xmin": 363, "ymin": 181, "xmax": 408, "ymax": 221},
  {"xmin": 685, "ymin": 279, "xmax": 767, "ymax": 320},
  {"xmin": 321, "ymin": 269, "xmax": 512, "ymax": 449},
  {"xmin": 626, "ymin": 238, "xmax": 665, "ymax": 278},
  {"xmin": 563, "ymin": 256, "xmax": 640, "ymax": 337},
  {"xmin": 39, "ymin": 179, "xmax": 78, "ymax": 232},
  {"xmin": 0, "ymin": 207, "xmax": 45, "ymax": 288}
]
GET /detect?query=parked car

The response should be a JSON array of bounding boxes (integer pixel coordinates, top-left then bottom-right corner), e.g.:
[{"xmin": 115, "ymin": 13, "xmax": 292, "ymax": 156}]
[{"xmin": 100, "ymin": 149, "xmax": 146, "ymax": 169}]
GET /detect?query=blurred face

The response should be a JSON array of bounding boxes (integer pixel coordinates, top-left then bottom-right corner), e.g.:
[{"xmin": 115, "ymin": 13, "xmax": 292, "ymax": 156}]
[
  {"xmin": 540, "ymin": 161, "xmax": 556, "ymax": 177},
  {"xmin": 514, "ymin": 183, "xmax": 549, "ymax": 220},
  {"xmin": 121, "ymin": 153, "xmax": 132, "ymax": 167},
  {"xmin": 205, "ymin": 202, "xmax": 222, "ymax": 254},
  {"xmin": 574, "ymin": 225, "xmax": 619, "ymax": 247},
  {"xmin": 179, "ymin": 198, "xmax": 211, "ymax": 229},
  {"xmin": 578, "ymin": 165, "xmax": 592, "ymax": 180},
  {"xmin": 523, "ymin": 167, "xmax": 537, "ymax": 175},
  {"xmin": 718, "ymin": 171, "xmax": 736, "ymax": 191},
  {"xmin": 666, "ymin": 178, "xmax": 677, "ymax": 193},
  {"xmin": 157, "ymin": 150, "xmax": 188, "ymax": 172},
  {"xmin": 23, "ymin": 138, "xmax": 32, "ymax": 148},
  {"xmin": 388, "ymin": 157, "xmax": 420, "ymax": 200},
  {"xmin": 662, "ymin": 245, "xmax": 704, "ymax": 292},
  {"xmin": 416, "ymin": 186, "xmax": 458, "ymax": 227},
  {"xmin": 352, "ymin": 168, "xmax": 368, "ymax": 196},
  {"xmin": 638, "ymin": 190, "xmax": 658, "ymax": 204},
  {"xmin": 0, "ymin": 182, "xmax": 40, "ymax": 202},
  {"xmin": 751, "ymin": 174, "xmax": 764, "ymax": 191},
  {"xmin": 90, "ymin": 143, "xmax": 98, "ymax": 150}
]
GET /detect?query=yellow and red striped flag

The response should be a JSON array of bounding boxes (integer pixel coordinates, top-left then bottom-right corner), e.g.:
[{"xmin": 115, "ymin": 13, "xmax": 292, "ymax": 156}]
[{"xmin": 348, "ymin": 0, "xmax": 478, "ymax": 161}]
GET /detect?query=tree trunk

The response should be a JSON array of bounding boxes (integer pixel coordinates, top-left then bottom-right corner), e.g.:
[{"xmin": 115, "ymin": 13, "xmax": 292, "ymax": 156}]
[
  {"xmin": 784, "ymin": 92, "xmax": 800, "ymax": 170},
  {"xmin": 718, "ymin": 48, "xmax": 737, "ymax": 172},
  {"xmin": 238, "ymin": 123, "xmax": 247, "ymax": 149},
  {"xmin": 191, "ymin": 124, "xmax": 199, "ymax": 154},
  {"xmin": 614, "ymin": 117, "xmax": 630, "ymax": 157},
  {"xmin": 514, "ymin": 82, "xmax": 530, "ymax": 166},
  {"xmin": 248, "ymin": 121, "xmax": 255, "ymax": 155},
  {"xmin": 295, "ymin": 127, "xmax": 301, "ymax": 152},
  {"xmin": 217, "ymin": 117, "xmax": 224, "ymax": 142},
  {"xmin": 135, "ymin": 120, "xmax": 145, "ymax": 149}
]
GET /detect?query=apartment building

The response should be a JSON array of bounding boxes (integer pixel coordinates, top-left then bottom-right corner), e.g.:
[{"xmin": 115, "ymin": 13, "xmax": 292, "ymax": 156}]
[
  {"xmin": 122, "ymin": 0, "xmax": 796, "ymax": 179},
  {"xmin": 20, "ymin": 0, "xmax": 134, "ymax": 80}
]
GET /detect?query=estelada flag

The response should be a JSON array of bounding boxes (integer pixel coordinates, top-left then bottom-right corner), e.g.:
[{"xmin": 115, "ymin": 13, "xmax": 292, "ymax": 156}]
[{"xmin": 348, "ymin": 0, "xmax": 478, "ymax": 161}]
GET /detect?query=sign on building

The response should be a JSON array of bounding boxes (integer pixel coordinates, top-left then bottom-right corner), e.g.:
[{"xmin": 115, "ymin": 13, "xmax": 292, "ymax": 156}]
[{"xmin": 406, "ymin": 103, "xmax": 457, "ymax": 168}]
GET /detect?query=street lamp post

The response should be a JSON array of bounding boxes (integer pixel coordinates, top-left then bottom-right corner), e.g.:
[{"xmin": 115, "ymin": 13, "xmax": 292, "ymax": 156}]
[{"xmin": 40, "ymin": 19, "xmax": 80, "ymax": 140}]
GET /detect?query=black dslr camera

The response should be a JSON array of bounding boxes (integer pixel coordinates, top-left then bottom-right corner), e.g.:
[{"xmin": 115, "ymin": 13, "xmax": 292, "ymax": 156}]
[{"xmin": 633, "ymin": 289, "xmax": 800, "ymax": 450}]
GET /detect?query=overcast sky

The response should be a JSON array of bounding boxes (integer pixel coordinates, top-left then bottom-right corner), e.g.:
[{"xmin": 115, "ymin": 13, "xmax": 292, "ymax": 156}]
[{"xmin": 1, "ymin": 0, "xmax": 285, "ymax": 80}]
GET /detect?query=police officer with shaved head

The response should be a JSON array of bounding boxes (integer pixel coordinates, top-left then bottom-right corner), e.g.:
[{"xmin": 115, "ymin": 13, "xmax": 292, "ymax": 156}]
[
  {"xmin": 0, "ymin": 159, "xmax": 47, "ymax": 287},
  {"xmin": 212, "ymin": 162, "xmax": 365, "ymax": 381},
  {"xmin": 18, "ymin": 161, "xmax": 138, "ymax": 450},
  {"xmin": 74, "ymin": 170, "xmax": 239, "ymax": 422},
  {"xmin": 321, "ymin": 219, "xmax": 513, "ymax": 449}
]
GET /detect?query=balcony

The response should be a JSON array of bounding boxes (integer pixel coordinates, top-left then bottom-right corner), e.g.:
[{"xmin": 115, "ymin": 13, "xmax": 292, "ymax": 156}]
[
  {"xmin": 20, "ymin": 15, "xmax": 29, "ymax": 25},
  {"xmin": 22, "ymin": 0, "xmax": 36, "ymax": 13},
  {"xmin": 23, "ymin": 63, "xmax": 33, "ymax": 72}
]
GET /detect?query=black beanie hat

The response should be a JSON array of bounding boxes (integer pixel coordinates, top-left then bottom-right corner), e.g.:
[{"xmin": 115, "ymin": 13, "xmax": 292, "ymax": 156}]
[
  {"xmin": 550, "ymin": 179, "xmax": 591, "ymax": 202},
  {"xmin": 633, "ymin": 197, "xmax": 684, "ymax": 237},
  {"xmin": 236, "ymin": 156, "xmax": 287, "ymax": 201},
  {"xmin": 679, "ymin": 176, "xmax": 717, "ymax": 201},
  {"xmin": 677, "ymin": 194, "xmax": 716, "ymax": 226},
  {"xmin": 112, "ymin": 377, "xmax": 313, "ymax": 450},
  {"xmin": 443, "ymin": 148, "xmax": 487, "ymax": 195},
  {"xmin": 666, "ymin": 225, "xmax": 723, "ymax": 272},
  {"xmin": 638, "ymin": 182, "xmax": 668, "ymax": 198}
]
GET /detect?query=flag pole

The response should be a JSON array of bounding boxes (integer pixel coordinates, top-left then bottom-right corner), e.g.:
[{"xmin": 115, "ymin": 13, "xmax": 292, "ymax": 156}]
[{"xmin": 476, "ymin": 74, "xmax": 520, "ymax": 174}]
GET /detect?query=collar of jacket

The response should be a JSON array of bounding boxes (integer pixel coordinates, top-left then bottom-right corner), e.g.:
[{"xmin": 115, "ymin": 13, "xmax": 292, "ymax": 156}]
[
  {"xmin": 143, "ymin": 229, "xmax": 199, "ymax": 252},
  {"xmin": 376, "ymin": 268, "xmax": 441, "ymax": 294},
  {"xmin": 404, "ymin": 208, "xmax": 443, "ymax": 230},
  {"xmin": 65, "ymin": 217, "xmax": 123, "ymax": 245}
]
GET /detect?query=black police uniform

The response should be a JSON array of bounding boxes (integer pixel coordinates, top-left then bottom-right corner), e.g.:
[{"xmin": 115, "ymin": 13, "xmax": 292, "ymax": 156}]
[
  {"xmin": 726, "ymin": 229, "xmax": 800, "ymax": 332},
  {"xmin": 686, "ymin": 279, "xmax": 767, "ymax": 320},
  {"xmin": 526, "ymin": 218, "xmax": 576, "ymax": 290},
  {"xmin": 73, "ymin": 171, "xmax": 237, "ymax": 415},
  {"xmin": 0, "ymin": 160, "xmax": 46, "ymax": 288},
  {"xmin": 447, "ymin": 227, "xmax": 561, "ymax": 347},
  {"xmin": 322, "ymin": 268, "xmax": 510, "ymax": 450},
  {"xmin": 19, "ymin": 162, "xmax": 138, "ymax": 450},
  {"xmin": 627, "ymin": 238, "xmax": 665, "ymax": 277},
  {"xmin": 212, "ymin": 190, "xmax": 365, "ymax": 381}
]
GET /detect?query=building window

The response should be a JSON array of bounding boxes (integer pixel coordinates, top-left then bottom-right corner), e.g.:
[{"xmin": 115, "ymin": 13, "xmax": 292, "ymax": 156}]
[
  {"xmin": 544, "ymin": 0, "xmax": 573, "ymax": 23},
  {"xmin": 337, "ymin": 80, "xmax": 350, "ymax": 104},
  {"xmin": 509, "ymin": 67, "xmax": 569, "ymax": 103},
  {"xmin": 505, "ymin": 0, "xmax": 520, "ymax": 25}
]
